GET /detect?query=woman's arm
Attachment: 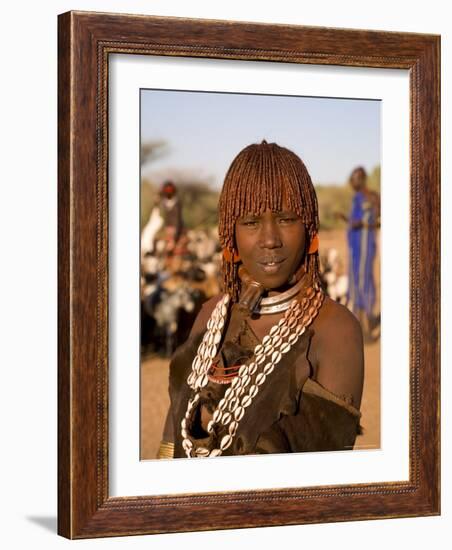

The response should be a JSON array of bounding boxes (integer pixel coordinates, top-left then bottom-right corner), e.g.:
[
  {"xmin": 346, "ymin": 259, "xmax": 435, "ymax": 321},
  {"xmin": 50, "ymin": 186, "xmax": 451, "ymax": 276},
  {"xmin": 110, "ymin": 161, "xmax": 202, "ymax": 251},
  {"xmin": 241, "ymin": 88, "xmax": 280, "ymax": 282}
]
[{"xmin": 156, "ymin": 410, "xmax": 175, "ymax": 459}]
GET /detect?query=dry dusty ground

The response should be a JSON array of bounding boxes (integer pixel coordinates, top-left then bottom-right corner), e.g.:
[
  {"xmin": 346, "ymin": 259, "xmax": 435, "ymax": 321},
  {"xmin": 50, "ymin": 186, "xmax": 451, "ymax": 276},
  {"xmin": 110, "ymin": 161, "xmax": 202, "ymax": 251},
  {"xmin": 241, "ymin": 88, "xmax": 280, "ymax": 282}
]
[{"xmin": 141, "ymin": 229, "xmax": 381, "ymax": 459}]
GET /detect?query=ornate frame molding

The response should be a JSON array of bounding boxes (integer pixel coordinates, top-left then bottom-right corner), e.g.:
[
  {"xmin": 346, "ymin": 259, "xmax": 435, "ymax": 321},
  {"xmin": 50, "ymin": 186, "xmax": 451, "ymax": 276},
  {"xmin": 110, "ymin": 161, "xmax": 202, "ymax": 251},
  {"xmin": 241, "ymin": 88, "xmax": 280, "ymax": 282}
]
[{"xmin": 58, "ymin": 11, "xmax": 440, "ymax": 538}]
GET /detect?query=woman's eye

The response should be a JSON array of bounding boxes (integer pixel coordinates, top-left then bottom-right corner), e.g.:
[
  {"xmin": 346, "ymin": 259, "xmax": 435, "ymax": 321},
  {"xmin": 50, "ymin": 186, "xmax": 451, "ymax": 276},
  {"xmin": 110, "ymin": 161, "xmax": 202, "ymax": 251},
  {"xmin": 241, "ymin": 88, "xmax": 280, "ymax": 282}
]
[
  {"xmin": 279, "ymin": 217, "xmax": 297, "ymax": 224},
  {"xmin": 242, "ymin": 220, "xmax": 258, "ymax": 226}
]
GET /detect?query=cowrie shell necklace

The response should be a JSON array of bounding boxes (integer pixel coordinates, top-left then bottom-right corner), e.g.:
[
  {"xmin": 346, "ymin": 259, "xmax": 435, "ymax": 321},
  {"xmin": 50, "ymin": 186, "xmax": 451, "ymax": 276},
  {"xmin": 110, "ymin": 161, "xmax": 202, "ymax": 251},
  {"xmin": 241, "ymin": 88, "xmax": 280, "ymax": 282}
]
[{"xmin": 182, "ymin": 284, "xmax": 324, "ymax": 458}]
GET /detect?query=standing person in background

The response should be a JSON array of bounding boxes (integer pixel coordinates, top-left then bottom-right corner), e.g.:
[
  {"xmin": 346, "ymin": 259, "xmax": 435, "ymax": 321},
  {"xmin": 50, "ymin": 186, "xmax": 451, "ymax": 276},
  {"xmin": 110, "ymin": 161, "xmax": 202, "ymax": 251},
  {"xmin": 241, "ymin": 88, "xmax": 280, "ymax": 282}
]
[
  {"xmin": 338, "ymin": 167, "xmax": 380, "ymax": 340},
  {"xmin": 158, "ymin": 180, "xmax": 184, "ymax": 255}
]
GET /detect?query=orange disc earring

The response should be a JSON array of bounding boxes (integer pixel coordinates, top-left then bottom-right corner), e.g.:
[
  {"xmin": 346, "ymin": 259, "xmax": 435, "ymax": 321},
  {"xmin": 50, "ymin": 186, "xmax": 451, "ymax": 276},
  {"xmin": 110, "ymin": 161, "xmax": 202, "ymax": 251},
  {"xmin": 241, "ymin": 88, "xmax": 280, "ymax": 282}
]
[
  {"xmin": 223, "ymin": 248, "xmax": 241, "ymax": 263},
  {"xmin": 308, "ymin": 234, "xmax": 319, "ymax": 254}
]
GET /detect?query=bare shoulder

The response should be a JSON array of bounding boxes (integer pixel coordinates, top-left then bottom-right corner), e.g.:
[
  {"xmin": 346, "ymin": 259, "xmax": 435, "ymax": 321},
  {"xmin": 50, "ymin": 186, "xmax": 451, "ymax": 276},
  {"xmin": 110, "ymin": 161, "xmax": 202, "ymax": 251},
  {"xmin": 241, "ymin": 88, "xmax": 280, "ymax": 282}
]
[
  {"xmin": 188, "ymin": 294, "xmax": 223, "ymax": 337},
  {"xmin": 314, "ymin": 296, "xmax": 362, "ymax": 339}
]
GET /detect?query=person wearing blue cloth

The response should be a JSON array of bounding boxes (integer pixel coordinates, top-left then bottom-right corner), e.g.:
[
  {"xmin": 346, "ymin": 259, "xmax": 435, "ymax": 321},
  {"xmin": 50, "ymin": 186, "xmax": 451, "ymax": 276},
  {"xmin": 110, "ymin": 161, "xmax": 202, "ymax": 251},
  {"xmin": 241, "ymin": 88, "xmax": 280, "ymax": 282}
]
[{"xmin": 341, "ymin": 167, "xmax": 380, "ymax": 339}]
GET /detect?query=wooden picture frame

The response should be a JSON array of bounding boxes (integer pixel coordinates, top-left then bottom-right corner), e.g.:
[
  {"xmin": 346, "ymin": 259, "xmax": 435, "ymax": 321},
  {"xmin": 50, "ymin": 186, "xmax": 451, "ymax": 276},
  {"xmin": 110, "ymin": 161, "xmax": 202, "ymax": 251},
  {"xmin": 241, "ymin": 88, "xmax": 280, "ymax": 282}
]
[{"xmin": 58, "ymin": 10, "xmax": 440, "ymax": 538}]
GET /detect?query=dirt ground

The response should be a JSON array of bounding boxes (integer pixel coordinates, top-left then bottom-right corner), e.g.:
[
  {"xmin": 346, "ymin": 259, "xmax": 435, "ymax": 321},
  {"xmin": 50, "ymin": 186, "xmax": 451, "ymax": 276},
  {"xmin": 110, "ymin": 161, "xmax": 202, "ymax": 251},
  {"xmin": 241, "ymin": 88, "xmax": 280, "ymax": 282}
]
[{"xmin": 141, "ymin": 229, "xmax": 380, "ymax": 458}]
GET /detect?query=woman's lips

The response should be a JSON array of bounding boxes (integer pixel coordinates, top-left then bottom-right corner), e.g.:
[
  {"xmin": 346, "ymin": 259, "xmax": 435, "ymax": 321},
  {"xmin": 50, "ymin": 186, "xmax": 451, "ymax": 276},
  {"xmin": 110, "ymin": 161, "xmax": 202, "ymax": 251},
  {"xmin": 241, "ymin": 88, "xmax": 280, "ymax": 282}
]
[{"xmin": 257, "ymin": 258, "xmax": 286, "ymax": 274}]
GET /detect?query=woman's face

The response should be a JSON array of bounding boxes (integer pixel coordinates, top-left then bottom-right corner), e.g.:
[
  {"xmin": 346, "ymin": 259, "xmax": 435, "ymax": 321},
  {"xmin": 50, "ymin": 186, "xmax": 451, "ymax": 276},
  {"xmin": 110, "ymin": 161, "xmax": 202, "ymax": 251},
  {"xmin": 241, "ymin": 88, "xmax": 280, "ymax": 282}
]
[{"xmin": 235, "ymin": 199, "xmax": 306, "ymax": 291}]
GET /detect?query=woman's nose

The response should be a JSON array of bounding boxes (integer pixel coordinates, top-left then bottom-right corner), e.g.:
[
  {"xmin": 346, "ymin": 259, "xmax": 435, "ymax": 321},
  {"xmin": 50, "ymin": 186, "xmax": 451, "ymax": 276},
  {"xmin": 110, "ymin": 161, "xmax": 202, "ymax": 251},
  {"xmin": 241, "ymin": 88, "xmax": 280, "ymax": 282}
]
[{"xmin": 259, "ymin": 220, "xmax": 281, "ymax": 248}]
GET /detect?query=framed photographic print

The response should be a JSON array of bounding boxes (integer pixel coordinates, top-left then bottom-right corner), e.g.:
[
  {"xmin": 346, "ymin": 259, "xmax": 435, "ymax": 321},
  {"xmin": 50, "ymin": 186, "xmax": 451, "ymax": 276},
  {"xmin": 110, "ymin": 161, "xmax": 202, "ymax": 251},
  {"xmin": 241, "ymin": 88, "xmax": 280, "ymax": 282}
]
[{"xmin": 58, "ymin": 11, "xmax": 440, "ymax": 538}]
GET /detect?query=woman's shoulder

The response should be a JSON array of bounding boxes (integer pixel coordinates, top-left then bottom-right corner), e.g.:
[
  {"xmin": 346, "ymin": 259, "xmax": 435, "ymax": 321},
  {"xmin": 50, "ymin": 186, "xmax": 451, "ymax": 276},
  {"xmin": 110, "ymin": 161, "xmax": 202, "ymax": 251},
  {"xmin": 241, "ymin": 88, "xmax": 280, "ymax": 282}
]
[{"xmin": 314, "ymin": 295, "xmax": 362, "ymax": 339}]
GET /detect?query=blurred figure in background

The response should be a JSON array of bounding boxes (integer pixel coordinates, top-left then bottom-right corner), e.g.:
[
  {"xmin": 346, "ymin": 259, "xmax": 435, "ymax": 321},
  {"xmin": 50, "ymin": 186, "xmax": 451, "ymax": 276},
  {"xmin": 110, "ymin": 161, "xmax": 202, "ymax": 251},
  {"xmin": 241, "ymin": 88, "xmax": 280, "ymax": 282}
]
[
  {"xmin": 337, "ymin": 167, "xmax": 380, "ymax": 340},
  {"xmin": 140, "ymin": 182, "xmax": 222, "ymax": 356},
  {"xmin": 320, "ymin": 247, "xmax": 348, "ymax": 305},
  {"xmin": 140, "ymin": 180, "xmax": 184, "ymax": 258},
  {"xmin": 157, "ymin": 180, "xmax": 184, "ymax": 256}
]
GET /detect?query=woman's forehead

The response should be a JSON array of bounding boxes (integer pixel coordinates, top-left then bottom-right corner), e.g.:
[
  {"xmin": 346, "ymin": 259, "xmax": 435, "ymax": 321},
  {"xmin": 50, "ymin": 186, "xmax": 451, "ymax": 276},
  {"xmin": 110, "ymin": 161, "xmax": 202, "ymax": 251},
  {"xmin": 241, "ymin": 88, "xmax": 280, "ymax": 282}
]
[
  {"xmin": 237, "ymin": 206, "xmax": 300, "ymax": 219},
  {"xmin": 242, "ymin": 195, "xmax": 296, "ymax": 214}
]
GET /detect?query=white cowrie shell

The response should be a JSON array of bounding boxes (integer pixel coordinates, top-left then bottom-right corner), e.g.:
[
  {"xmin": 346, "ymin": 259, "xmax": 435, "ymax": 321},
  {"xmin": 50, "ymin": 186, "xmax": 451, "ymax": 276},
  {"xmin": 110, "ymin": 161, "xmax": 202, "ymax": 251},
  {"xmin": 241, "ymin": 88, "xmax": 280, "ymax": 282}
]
[
  {"xmin": 248, "ymin": 385, "xmax": 258, "ymax": 398},
  {"xmin": 241, "ymin": 395, "xmax": 252, "ymax": 408},
  {"xmin": 192, "ymin": 355, "xmax": 201, "ymax": 371},
  {"xmin": 196, "ymin": 447, "xmax": 210, "ymax": 457},
  {"xmin": 262, "ymin": 335, "xmax": 272, "ymax": 346},
  {"xmin": 234, "ymin": 406, "xmax": 245, "ymax": 421},
  {"xmin": 224, "ymin": 387, "xmax": 234, "ymax": 400},
  {"xmin": 295, "ymin": 325, "xmax": 306, "ymax": 336},
  {"xmin": 231, "ymin": 377, "xmax": 242, "ymax": 389},
  {"xmin": 280, "ymin": 342, "xmax": 291, "ymax": 354},
  {"xmin": 263, "ymin": 363, "xmax": 275, "ymax": 375},
  {"xmin": 280, "ymin": 326, "xmax": 290, "ymax": 338},
  {"xmin": 263, "ymin": 343, "xmax": 273, "ymax": 355},
  {"xmin": 287, "ymin": 316, "xmax": 298, "ymax": 328},
  {"xmin": 228, "ymin": 397, "xmax": 239, "ymax": 411},
  {"xmin": 218, "ymin": 398, "xmax": 227, "ymax": 411},
  {"xmin": 229, "ymin": 421, "xmax": 238, "ymax": 436},
  {"xmin": 220, "ymin": 435, "xmax": 233, "ymax": 450},
  {"xmin": 254, "ymin": 344, "xmax": 264, "ymax": 355},
  {"xmin": 238, "ymin": 364, "xmax": 248, "ymax": 377},
  {"xmin": 271, "ymin": 335, "xmax": 282, "ymax": 348},
  {"xmin": 248, "ymin": 362, "xmax": 258, "ymax": 375},
  {"xmin": 210, "ymin": 448, "xmax": 222, "ymax": 457},
  {"xmin": 256, "ymin": 373, "xmax": 267, "ymax": 385},
  {"xmin": 240, "ymin": 374, "xmax": 251, "ymax": 388}
]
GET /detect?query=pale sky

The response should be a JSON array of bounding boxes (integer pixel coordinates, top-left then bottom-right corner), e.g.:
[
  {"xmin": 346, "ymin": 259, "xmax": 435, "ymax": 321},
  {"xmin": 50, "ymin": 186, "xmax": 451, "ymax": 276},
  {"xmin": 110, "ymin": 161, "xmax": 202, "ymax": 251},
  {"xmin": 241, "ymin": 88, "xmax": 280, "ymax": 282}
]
[{"xmin": 141, "ymin": 89, "xmax": 380, "ymax": 189}]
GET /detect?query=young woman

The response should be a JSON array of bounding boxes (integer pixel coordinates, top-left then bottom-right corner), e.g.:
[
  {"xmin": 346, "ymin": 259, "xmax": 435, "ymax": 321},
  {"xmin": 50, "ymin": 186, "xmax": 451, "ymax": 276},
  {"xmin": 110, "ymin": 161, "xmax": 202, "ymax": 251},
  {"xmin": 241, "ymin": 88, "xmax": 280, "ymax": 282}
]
[
  {"xmin": 158, "ymin": 141, "xmax": 364, "ymax": 459},
  {"xmin": 345, "ymin": 166, "xmax": 380, "ymax": 339}
]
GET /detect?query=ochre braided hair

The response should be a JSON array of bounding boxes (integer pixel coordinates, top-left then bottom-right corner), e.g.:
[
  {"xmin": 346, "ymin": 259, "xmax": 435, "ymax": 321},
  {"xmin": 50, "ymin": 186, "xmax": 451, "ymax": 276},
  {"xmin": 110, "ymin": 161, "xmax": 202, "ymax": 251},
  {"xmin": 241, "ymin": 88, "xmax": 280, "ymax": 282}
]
[{"xmin": 218, "ymin": 140, "xmax": 320, "ymax": 302}]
